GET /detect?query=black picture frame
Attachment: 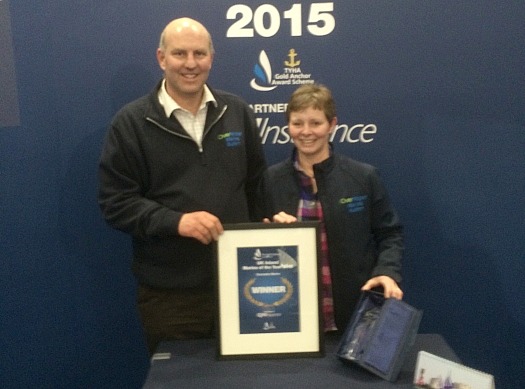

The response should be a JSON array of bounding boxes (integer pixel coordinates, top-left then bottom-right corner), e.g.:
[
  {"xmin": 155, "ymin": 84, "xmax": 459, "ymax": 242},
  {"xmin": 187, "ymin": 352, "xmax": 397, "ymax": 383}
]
[{"xmin": 214, "ymin": 222, "xmax": 323, "ymax": 359}]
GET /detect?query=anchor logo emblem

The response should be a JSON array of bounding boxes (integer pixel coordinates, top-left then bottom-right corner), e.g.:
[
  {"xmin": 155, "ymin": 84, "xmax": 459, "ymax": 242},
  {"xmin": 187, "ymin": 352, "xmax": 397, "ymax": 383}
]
[{"xmin": 284, "ymin": 49, "xmax": 301, "ymax": 67}]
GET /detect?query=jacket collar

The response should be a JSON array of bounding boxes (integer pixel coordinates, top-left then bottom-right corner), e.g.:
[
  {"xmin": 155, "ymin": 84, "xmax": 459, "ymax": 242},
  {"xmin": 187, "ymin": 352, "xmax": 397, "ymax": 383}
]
[
  {"xmin": 145, "ymin": 79, "xmax": 227, "ymax": 133},
  {"xmin": 290, "ymin": 143, "xmax": 336, "ymax": 175},
  {"xmin": 157, "ymin": 79, "xmax": 218, "ymax": 118}
]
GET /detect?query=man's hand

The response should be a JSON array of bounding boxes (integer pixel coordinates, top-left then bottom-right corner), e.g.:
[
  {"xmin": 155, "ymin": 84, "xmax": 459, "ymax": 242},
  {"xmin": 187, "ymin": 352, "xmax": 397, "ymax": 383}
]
[
  {"xmin": 361, "ymin": 275, "xmax": 403, "ymax": 300},
  {"xmin": 178, "ymin": 211, "xmax": 223, "ymax": 244}
]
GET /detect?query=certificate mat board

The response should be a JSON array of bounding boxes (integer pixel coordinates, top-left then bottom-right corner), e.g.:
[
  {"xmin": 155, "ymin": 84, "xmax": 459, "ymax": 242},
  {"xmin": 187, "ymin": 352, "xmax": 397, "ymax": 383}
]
[{"xmin": 215, "ymin": 222, "xmax": 323, "ymax": 359}]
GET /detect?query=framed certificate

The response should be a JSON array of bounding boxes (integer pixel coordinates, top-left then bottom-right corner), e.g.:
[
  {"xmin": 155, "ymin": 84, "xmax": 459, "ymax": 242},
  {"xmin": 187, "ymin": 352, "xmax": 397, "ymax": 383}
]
[{"xmin": 214, "ymin": 222, "xmax": 323, "ymax": 359}]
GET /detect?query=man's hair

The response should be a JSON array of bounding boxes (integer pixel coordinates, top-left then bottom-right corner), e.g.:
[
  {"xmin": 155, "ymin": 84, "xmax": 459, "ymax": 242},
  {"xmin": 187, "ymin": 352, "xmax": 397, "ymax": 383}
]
[{"xmin": 158, "ymin": 20, "xmax": 215, "ymax": 54}]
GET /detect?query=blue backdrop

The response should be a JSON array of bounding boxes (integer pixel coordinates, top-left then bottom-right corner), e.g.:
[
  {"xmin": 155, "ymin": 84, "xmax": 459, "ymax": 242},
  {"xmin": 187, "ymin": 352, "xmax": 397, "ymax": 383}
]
[{"xmin": 1, "ymin": 1, "xmax": 523, "ymax": 388}]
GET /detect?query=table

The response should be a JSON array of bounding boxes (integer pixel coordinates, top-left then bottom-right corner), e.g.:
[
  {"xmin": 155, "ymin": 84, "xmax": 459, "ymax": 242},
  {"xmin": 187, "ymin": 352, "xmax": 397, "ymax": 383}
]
[{"xmin": 143, "ymin": 334, "xmax": 459, "ymax": 388}]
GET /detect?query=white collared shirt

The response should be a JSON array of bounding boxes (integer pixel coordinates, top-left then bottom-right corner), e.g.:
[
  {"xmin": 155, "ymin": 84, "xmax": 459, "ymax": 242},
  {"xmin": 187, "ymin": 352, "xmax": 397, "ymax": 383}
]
[{"xmin": 157, "ymin": 79, "xmax": 217, "ymax": 148}]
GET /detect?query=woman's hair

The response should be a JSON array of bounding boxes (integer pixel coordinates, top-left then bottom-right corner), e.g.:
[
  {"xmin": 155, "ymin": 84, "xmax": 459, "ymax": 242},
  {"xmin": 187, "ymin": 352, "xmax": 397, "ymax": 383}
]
[{"xmin": 286, "ymin": 84, "xmax": 336, "ymax": 122}]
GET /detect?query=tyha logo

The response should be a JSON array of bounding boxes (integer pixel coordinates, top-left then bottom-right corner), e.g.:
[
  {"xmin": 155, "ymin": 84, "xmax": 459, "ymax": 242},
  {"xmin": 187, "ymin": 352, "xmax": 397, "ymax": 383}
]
[{"xmin": 250, "ymin": 50, "xmax": 277, "ymax": 92}]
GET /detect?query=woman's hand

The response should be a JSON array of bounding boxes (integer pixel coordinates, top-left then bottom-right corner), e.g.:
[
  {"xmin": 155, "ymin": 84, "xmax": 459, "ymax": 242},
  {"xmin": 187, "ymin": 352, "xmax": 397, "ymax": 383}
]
[
  {"xmin": 263, "ymin": 211, "xmax": 297, "ymax": 224},
  {"xmin": 361, "ymin": 275, "xmax": 403, "ymax": 300}
]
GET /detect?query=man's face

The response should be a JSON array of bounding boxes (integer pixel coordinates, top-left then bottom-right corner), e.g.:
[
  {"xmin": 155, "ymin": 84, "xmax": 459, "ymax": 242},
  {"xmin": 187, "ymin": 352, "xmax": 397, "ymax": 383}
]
[{"xmin": 157, "ymin": 23, "xmax": 213, "ymax": 103}]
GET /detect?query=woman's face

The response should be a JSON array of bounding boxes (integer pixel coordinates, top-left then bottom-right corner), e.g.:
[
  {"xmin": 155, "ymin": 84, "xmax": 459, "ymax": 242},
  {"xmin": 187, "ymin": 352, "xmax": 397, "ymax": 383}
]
[{"xmin": 288, "ymin": 106, "xmax": 337, "ymax": 163}]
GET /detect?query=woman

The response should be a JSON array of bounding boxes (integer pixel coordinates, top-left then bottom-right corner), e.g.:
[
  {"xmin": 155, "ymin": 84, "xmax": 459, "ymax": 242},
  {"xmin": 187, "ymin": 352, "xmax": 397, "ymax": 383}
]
[{"xmin": 266, "ymin": 84, "xmax": 404, "ymax": 332}]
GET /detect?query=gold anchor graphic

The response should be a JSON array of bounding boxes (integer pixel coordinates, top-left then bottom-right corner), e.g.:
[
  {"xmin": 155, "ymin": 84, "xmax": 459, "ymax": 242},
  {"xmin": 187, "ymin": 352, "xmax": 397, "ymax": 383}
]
[{"xmin": 284, "ymin": 49, "xmax": 301, "ymax": 67}]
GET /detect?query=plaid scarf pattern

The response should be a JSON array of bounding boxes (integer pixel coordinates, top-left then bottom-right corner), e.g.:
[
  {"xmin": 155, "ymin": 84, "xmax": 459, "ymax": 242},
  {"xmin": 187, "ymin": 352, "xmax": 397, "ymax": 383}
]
[{"xmin": 294, "ymin": 160, "xmax": 337, "ymax": 332}]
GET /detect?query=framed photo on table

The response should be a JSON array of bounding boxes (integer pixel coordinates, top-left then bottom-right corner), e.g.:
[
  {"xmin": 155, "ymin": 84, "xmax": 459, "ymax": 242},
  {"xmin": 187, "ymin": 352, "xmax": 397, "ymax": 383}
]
[{"xmin": 214, "ymin": 222, "xmax": 323, "ymax": 359}]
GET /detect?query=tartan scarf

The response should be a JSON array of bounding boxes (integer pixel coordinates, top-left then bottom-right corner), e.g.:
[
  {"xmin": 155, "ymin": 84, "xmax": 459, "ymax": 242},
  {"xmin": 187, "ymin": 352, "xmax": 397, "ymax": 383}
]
[{"xmin": 294, "ymin": 160, "xmax": 337, "ymax": 332}]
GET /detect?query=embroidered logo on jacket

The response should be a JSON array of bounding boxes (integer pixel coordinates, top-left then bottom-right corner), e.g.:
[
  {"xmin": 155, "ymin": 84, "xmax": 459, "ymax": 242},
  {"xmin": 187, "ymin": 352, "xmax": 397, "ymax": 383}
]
[
  {"xmin": 339, "ymin": 195, "xmax": 367, "ymax": 213},
  {"xmin": 218, "ymin": 131, "xmax": 242, "ymax": 147}
]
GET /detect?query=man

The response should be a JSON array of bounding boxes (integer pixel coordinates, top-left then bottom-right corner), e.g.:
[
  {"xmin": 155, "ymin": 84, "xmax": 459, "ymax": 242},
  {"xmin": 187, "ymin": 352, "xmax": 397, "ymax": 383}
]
[{"xmin": 98, "ymin": 18, "xmax": 267, "ymax": 353}]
